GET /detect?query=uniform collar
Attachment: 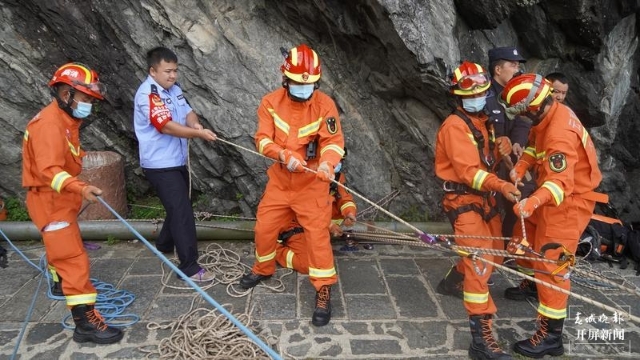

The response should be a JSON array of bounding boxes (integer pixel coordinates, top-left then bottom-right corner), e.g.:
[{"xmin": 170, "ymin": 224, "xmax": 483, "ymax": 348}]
[
  {"xmin": 146, "ymin": 75, "xmax": 175, "ymax": 94},
  {"xmin": 532, "ymin": 101, "xmax": 559, "ymax": 132},
  {"xmin": 51, "ymin": 100, "xmax": 82, "ymax": 128}
]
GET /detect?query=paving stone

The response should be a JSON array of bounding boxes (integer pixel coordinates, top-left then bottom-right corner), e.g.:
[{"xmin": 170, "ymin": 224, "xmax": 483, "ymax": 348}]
[
  {"xmin": 387, "ymin": 276, "xmax": 437, "ymax": 318},
  {"xmin": 2, "ymin": 240, "xmax": 637, "ymax": 359},
  {"xmin": 350, "ymin": 338, "xmax": 402, "ymax": 355},
  {"xmin": 396, "ymin": 320, "xmax": 448, "ymax": 350},
  {"xmin": 345, "ymin": 294, "xmax": 396, "ymax": 319},
  {"xmin": 337, "ymin": 258, "xmax": 386, "ymax": 294}
]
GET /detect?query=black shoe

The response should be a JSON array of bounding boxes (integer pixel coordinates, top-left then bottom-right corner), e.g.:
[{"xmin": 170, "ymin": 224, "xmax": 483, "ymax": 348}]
[
  {"xmin": 71, "ymin": 304, "xmax": 123, "ymax": 344},
  {"xmin": 239, "ymin": 272, "xmax": 272, "ymax": 289},
  {"xmin": 504, "ymin": 279, "xmax": 538, "ymax": 301},
  {"xmin": 312, "ymin": 285, "xmax": 332, "ymax": 326},
  {"xmin": 513, "ymin": 316, "xmax": 564, "ymax": 358},
  {"xmin": 436, "ymin": 266, "xmax": 464, "ymax": 299}
]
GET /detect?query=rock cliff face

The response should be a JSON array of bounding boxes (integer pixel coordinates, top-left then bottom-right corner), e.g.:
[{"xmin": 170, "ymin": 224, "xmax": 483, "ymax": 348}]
[{"xmin": 1, "ymin": 0, "xmax": 639, "ymax": 221}]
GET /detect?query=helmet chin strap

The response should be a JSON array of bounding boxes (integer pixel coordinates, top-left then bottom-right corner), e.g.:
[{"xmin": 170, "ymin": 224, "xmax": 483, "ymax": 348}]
[
  {"xmin": 51, "ymin": 87, "xmax": 80, "ymax": 120},
  {"xmin": 525, "ymin": 96, "xmax": 552, "ymax": 126}
]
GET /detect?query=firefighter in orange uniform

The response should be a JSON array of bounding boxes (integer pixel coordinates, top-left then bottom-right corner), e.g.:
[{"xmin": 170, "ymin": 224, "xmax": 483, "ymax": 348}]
[
  {"xmin": 275, "ymin": 158, "xmax": 357, "ymax": 274},
  {"xmin": 435, "ymin": 61, "xmax": 520, "ymax": 360},
  {"xmin": 240, "ymin": 44, "xmax": 345, "ymax": 327},
  {"xmin": 501, "ymin": 74, "xmax": 602, "ymax": 358},
  {"xmin": 22, "ymin": 63, "xmax": 123, "ymax": 344}
]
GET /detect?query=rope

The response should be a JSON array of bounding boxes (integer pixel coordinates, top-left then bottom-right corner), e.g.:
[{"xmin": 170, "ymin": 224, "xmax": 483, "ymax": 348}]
[
  {"xmin": 10, "ymin": 262, "xmax": 44, "ymax": 360},
  {"xmin": 140, "ymin": 297, "xmax": 273, "ymax": 359},
  {"xmin": 0, "ymin": 227, "xmax": 139, "ymax": 354},
  {"xmin": 96, "ymin": 196, "xmax": 282, "ymax": 360}
]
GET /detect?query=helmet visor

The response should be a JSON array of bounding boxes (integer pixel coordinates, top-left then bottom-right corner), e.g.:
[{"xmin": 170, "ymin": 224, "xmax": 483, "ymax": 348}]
[
  {"xmin": 456, "ymin": 73, "xmax": 490, "ymax": 91},
  {"xmin": 73, "ymin": 80, "xmax": 107, "ymax": 99}
]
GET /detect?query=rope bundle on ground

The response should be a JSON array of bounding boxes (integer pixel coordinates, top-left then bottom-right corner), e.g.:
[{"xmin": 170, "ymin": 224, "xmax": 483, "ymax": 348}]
[{"xmin": 142, "ymin": 297, "xmax": 273, "ymax": 359}]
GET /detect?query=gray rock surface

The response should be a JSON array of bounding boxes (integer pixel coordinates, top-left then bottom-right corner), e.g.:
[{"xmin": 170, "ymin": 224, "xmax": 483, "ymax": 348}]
[{"xmin": 1, "ymin": 0, "xmax": 639, "ymax": 221}]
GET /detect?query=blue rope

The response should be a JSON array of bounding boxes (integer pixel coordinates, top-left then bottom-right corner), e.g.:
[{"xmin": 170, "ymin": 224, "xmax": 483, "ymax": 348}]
[
  {"xmin": 96, "ymin": 196, "xmax": 282, "ymax": 360},
  {"xmin": 0, "ymin": 227, "xmax": 139, "ymax": 332},
  {"xmin": 10, "ymin": 268, "xmax": 44, "ymax": 360}
]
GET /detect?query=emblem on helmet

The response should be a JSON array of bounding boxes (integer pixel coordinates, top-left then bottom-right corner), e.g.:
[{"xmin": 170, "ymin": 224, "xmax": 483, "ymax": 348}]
[{"xmin": 302, "ymin": 72, "xmax": 309, "ymax": 82}]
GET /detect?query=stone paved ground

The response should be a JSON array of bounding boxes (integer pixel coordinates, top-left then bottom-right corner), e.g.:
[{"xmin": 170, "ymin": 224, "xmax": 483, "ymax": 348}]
[{"xmin": 1, "ymin": 239, "xmax": 639, "ymax": 359}]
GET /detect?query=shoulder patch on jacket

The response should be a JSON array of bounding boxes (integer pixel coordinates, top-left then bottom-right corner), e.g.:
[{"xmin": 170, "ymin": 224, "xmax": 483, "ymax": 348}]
[
  {"xmin": 549, "ymin": 152, "xmax": 567, "ymax": 172},
  {"xmin": 326, "ymin": 117, "xmax": 337, "ymax": 134}
]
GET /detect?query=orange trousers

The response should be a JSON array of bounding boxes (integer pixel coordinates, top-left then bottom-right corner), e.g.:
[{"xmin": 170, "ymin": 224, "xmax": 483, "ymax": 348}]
[
  {"xmin": 445, "ymin": 195, "xmax": 503, "ymax": 316},
  {"xmin": 252, "ymin": 167, "xmax": 336, "ymax": 291},
  {"xmin": 26, "ymin": 190, "xmax": 96, "ymax": 307},
  {"xmin": 526, "ymin": 195, "xmax": 594, "ymax": 319},
  {"xmin": 275, "ymin": 232, "xmax": 309, "ymax": 274}
]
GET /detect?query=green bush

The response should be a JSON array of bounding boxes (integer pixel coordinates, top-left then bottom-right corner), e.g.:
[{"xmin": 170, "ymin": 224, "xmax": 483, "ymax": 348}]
[
  {"xmin": 128, "ymin": 196, "xmax": 166, "ymax": 219},
  {"xmin": 4, "ymin": 197, "xmax": 31, "ymax": 221}
]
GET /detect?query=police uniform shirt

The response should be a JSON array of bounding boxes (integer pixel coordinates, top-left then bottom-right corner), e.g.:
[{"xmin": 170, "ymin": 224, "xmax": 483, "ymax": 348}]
[{"xmin": 133, "ymin": 76, "xmax": 193, "ymax": 169}]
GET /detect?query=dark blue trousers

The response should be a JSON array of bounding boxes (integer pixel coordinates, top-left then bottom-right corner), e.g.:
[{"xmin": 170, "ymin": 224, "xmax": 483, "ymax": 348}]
[{"xmin": 142, "ymin": 166, "xmax": 200, "ymax": 277}]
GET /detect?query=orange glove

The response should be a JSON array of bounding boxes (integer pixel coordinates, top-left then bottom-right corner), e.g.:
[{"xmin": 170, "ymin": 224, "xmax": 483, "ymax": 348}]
[
  {"xmin": 329, "ymin": 223, "xmax": 343, "ymax": 237},
  {"xmin": 280, "ymin": 150, "xmax": 306, "ymax": 172},
  {"xmin": 81, "ymin": 185, "xmax": 103, "ymax": 203},
  {"xmin": 316, "ymin": 161, "xmax": 334, "ymax": 182},
  {"xmin": 496, "ymin": 136, "xmax": 512, "ymax": 157},
  {"xmin": 510, "ymin": 160, "xmax": 529, "ymax": 186},
  {"xmin": 499, "ymin": 182, "xmax": 521, "ymax": 203},
  {"xmin": 342, "ymin": 211, "xmax": 356, "ymax": 227},
  {"xmin": 513, "ymin": 196, "xmax": 541, "ymax": 218}
]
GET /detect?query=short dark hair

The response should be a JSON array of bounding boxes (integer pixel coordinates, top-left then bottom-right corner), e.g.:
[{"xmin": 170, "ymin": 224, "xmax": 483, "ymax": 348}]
[
  {"xmin": 146, "ymin": 47, "xmax": 178, "ymax": 71},
  {"xmin": 545, "ymin": 72, "xmax": 568, "ymax": 85},
  {"xmin": 489, "ymin": 59, "xmax": 509, "ymax": 77}
]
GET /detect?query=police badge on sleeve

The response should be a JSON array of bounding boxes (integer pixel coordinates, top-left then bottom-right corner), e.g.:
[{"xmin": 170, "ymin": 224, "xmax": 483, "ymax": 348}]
[{"xmin": 549, "ymin": 153, "xmax": 567, "ymax": 172}]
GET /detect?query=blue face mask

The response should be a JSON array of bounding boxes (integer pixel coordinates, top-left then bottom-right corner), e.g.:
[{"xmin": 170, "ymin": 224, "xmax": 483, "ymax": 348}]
[
  {"xmin": 334, "ymin": 162, "xmax": 342, "ymax": 173},
  {"xmin": 462, "ymin": 96, "xmax": 486, "ymax": 113},
  {"xmin": 288, "ymin": 84, "xmax": 315, "ymax": 100},
  {"xmin": 72, "ymin": 100, "xmax": 93, "ymax": 118}
]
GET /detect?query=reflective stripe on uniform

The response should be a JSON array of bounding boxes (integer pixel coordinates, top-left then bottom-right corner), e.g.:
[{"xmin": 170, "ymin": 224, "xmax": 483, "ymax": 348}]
[
  {"xmin": 258, "ymin": 138, "xmax": 274, "ymax": 154},
  {"xmin": 320, "ymin": 144, "xmax": 344, "ymax": 157},
  {"xmin": 298, "ymin": 118, "xmax": 322, "ymax": 138},
  {"xmin": 51, "ymin": 171, "xmax": 72, "ymax": 193},
  {"xmin": 538, "ymin": 303, "xmax": 566, "ymax": 319},
  {"xmin": 542, "ymin": 181, "xmax": 564, "ymax": 205},
  {"xmin": 65, "ymin": 293, "xmax": 98, "ymax": 306},
  {"xmin": 309, "ymin": 266, "xmax": 336, "ymax": 278},
  {"xmin": 285, "ymin": 249, "xmax": 295, "ymax": 269},
  {"xmin": 255, "ymin": 249, "xmax": 276, "ymax": 263},
  {"xmin": 340, "ymin": 202, "xmax": 356, "ymax": 213},
  {"xmin": 463, "ymin": 291, "xmax": 489, "ymax": 304},
  {"xmin": 23, "ymin": 130, "xmax": 29, "ymax": 142},
  {"xmin": 472, "ymin": 170, "xmax": 490, "ymax": 190},
  {"xmin": 268, "ymin": 109, "xmax": 290, "ymax": 135}
]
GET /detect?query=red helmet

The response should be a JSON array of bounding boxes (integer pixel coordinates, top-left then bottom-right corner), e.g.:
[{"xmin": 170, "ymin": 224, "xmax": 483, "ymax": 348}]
[
  {"xmin": 280, "ymin": 44, "xmax": 321, "ymax": 83},
  {"xmin": 48, "ymin": 62, "xmax": 105, "ymax": 100},
  {"xmin": 450, "ymin": 61, "xmax": 491, "ymax": 96},
  {"xmin": 500, "ymin": 73, "xmax": 552, "ymax": 117}
]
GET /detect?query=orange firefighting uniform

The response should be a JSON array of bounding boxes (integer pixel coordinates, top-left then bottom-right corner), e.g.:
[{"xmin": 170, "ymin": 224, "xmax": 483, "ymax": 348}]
[
  {"xmin": 512, "ymin": 102, "xmax": 602, "ymax": 319},
  {"xmin": 22, "ymin": 101, "xmax": 97, "ymax": 307},
  {"xmin": 275, "ymin": 171, "xmax": 356, "ymax": 274},
  {"xmin": 435, "ymin": 108, "xmax": 509, "ymax": 316},
  {"xmin": 253, "ymin": 87, "xmax": 345, "ymax": 291}
]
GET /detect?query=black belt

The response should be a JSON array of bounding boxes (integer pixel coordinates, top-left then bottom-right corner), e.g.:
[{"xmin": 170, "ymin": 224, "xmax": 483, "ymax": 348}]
[{"xmin": 279, "ymin": 227, "xmax": 304, "ymax": 242}]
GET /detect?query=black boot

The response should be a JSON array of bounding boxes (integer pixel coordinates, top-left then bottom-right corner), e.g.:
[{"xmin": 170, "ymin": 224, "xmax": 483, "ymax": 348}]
[
  {"xmin": 436, "ymin": 265, "xmax": 464, "ymax": 299},
  {"xmin": 504, "ymin": 279, "xmax": 537, "ymax": 301},
  {"xmin": 312, "ymin": 285, "xmax": 332, "ymax": 326},
  {"xmin": 513, "ymin": 315, "xmax": 564, "ymax": 358},
  {"xmin": 71, "ymin": 304, "xmax": 124, "ymax": 344},
  {"xmin": 468, "ymin": 315, "xmax": 513, "ymax": 360},
  {"xmin": 51, "ymin": 278, "xmax": 64, "ymax": 297},
  {"xmin": 239, "ymin": 272, "xmax": 272, "ymax": 289}
]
